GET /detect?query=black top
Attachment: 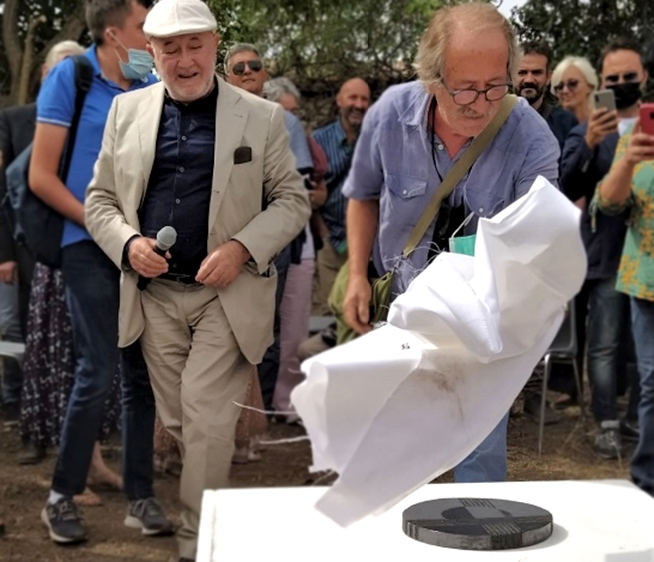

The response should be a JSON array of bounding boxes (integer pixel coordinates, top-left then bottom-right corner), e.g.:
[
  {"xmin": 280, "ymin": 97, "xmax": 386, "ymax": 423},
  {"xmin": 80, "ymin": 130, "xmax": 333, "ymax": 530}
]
[
  {"xmin": 560, "ymin": 122, "xmax": 628, "ymax": 280},
  {"xmin": 538, "ymin": 98, "xmax": 578, "ymax": 152},
  {"xmin": 139, "ymin": 83, "xmax": 218, "ymax": 277},
  {"xmin": 0, "ymin": 103, "xmax": 36, "ymax": 263}
]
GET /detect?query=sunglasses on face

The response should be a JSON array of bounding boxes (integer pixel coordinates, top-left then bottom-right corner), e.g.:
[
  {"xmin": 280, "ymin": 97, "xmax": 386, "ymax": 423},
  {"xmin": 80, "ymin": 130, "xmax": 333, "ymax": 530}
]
[
  {"xmin": 604, "ymin": 72, "xmax": 639, "ymax": 84},
  {"xmin": 553, "ymin": 79, "xmax": 579, "ymax": 93},
  {"xmin": 231, "ymin": 60, "xmax": 263, "ymax": 75}
]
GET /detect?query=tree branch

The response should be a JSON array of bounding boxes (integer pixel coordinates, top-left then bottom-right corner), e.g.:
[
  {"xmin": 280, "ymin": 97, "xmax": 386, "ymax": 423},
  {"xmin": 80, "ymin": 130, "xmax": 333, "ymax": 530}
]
[{"xmin": 36, "ymin": 5, "xmax": 87, "ymax": 68}]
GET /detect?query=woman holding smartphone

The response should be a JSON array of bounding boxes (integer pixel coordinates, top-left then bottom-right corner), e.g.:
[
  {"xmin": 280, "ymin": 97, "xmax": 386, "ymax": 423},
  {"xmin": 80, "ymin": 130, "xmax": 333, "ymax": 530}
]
[{"xmin": 594, "ymin": 117, "xmax": 654, "ymax": 497}]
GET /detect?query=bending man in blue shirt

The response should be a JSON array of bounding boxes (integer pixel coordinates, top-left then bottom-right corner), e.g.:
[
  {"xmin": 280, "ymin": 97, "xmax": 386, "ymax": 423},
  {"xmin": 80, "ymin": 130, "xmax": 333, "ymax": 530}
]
[{"xmin": 342, "ymin": 2, "xmax": 559, "ymax": 482}]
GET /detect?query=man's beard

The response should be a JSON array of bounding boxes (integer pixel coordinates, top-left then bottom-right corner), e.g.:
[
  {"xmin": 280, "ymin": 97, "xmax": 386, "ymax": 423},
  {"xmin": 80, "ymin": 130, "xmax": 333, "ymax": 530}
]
[
  {"xmin": 517, "ymin": 82, "xmax": 545, "ymax": 105},
  {"xmin": 343, "ymin": 107, "xmax": 365, "ymax": 129}
]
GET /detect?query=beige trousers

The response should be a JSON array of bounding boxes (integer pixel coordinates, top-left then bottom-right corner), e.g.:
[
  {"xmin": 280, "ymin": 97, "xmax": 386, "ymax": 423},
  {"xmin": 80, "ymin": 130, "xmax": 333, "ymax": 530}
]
[
  {"xmin": 140, "ymin": 279, "xmax": 251, "ymax": 560},
  {"xmin": 313, "ymin": 238, "xmax": 347, "ymax": 315}
]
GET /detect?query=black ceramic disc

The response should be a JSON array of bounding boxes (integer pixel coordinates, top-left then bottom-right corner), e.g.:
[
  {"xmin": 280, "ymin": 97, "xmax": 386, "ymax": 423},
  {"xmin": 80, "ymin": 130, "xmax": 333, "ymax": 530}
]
[{"xmin": 403, "ymin": 497, "xmax": 553, "ymax": 550}]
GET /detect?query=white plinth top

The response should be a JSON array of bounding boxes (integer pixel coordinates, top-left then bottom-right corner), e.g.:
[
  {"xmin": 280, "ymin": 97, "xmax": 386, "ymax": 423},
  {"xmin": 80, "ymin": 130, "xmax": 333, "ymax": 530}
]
[{"xmin": 197, "ymin": 479, "xmax": 654, "ymax": 562}]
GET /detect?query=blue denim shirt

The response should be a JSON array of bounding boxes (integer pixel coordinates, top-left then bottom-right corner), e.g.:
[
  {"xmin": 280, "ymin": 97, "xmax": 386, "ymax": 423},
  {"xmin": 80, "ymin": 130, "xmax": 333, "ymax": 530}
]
[{"xmin": 343, "ymin": 81, "xmax": 560, "ymax": 295}]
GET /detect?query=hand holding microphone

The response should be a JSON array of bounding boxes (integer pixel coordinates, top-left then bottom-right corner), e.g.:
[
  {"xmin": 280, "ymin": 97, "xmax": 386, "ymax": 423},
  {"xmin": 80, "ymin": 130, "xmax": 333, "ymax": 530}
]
[{"xmin": 129, "ymin": 226, "xmax": 177, "ymax": 290}]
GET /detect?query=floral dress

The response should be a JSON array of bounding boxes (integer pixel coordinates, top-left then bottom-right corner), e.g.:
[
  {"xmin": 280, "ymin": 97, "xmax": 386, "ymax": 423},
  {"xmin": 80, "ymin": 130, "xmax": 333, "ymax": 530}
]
[{"xmin": 19, "ymin": 263, "xmax": 120, "ymax": 448}]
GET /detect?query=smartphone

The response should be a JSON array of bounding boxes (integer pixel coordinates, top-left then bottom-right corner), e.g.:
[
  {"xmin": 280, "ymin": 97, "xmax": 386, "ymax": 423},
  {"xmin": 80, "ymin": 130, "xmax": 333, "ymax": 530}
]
[
  {"xmin": 594, "ymin": 89, "xmax": 616, "ymax": 111},
  {"xmin": 640, "ymin": 103, "xmax": 654, "ymax": 136}
]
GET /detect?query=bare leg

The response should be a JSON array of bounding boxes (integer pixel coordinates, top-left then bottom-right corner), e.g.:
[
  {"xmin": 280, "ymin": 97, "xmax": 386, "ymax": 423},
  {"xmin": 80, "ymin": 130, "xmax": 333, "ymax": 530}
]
[{"xmin": 86, "ymin": 442, "xmax": 123, "ymax": 491}]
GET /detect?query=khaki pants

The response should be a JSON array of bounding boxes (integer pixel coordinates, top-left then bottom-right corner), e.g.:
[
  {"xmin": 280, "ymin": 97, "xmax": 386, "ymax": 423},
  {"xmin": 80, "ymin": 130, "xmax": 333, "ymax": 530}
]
[
  {"xmin": 313, "ymin": 239, "xmax": 347, "ymax": 315},
  {"xmin": 140, "ymin": 280, "xmax": 251, "ymax": 560}
]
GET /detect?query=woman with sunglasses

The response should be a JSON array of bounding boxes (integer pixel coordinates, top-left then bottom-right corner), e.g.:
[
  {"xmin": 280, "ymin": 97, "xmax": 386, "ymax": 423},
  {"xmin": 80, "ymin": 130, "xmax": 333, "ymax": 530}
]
[{"xmin": 551, "ymin": 56, "xmax": 599, "ymax": 124}]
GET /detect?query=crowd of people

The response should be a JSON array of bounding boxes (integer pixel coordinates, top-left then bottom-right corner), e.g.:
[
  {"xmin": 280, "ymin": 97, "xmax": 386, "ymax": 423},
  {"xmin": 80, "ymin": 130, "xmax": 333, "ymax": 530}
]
[{"xmin": 0, "ymin": 0, "xmax": 653, "ymax": 561}]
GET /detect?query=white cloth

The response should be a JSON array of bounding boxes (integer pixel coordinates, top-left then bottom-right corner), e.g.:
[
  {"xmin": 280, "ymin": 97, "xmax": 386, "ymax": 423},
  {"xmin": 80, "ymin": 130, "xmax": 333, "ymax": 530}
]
[{"xmin": 291, "ymin": 177, "xmax": 587, "ymax": 527}]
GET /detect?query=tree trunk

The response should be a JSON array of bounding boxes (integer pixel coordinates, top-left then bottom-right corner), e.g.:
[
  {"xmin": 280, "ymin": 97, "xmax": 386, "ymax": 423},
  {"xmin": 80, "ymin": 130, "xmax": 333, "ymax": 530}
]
[
  {"xmin": 36, "ymin": 6, "xmax": 87, "ymax": 69},
  {"xmin": 3, "ymin": 0, "xmax": 23, "ymax": 104},
  {"xmin": 17, "ymin": 16, "xmax": 47, "ymax": 105}
]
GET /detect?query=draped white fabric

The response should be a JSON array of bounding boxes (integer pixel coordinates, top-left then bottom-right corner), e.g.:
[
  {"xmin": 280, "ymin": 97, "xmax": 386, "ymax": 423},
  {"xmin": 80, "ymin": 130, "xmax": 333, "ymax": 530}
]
[{"xmin": 291, "ymin": 177, "xmax": 587, "ymax": 527}]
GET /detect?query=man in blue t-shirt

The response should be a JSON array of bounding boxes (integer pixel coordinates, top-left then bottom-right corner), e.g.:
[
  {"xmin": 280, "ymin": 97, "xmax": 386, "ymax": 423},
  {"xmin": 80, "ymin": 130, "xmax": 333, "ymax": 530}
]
[{"xmin": 29, "ymin": 0, "xmax": 173, "ymax": 545}]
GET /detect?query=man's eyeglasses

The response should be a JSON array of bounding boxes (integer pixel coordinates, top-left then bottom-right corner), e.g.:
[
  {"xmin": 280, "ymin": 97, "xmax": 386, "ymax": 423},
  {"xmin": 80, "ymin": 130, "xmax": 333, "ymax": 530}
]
[
  {"xmin": 439, "ymin": 79, "xmax": 510, "ymax": 105},
  {"xmin": 231, "ymin": 60, "xmax": 263, "ymax": 75},
  {"xmin": 604, "ymin": 72, "xmax": 639, "ymax": 84},
  {"xmin": 553, "ymin": 79, "xmax": 579, "ymax": 93}
]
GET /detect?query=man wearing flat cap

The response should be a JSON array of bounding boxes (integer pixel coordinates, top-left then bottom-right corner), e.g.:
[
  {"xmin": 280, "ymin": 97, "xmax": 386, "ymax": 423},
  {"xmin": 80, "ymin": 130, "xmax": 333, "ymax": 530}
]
[{"xmin": 85, "ymin": 0, "xmax": 311, "ymax": 559}]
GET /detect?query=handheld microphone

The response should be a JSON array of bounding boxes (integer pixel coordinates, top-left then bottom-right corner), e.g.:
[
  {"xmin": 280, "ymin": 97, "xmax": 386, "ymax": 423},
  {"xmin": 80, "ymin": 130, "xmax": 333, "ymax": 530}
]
[{"xmin": 137, "ymin": 226, "xmax": 177, "ymax": 291}]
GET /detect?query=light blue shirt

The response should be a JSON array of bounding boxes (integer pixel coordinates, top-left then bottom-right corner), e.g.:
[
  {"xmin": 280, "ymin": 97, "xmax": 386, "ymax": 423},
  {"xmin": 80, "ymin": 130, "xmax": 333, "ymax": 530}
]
[
  {"xmin": 343, "ymin": 81, "xmax": 560, "ymax": 295},
  {"xmin": 284, "ymin": 110, "xmax": 312, "ymax": 170},
  {"xmin": 37, "ymin": 46, "xmax": 157, "ymax": 248}
]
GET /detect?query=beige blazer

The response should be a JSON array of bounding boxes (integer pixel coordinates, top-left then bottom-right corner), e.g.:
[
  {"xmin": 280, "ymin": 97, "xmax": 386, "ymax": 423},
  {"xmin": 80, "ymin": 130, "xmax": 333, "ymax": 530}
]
[{"xmin": 85, "ymin": 77, "xmax": 311, "ymax": 364}]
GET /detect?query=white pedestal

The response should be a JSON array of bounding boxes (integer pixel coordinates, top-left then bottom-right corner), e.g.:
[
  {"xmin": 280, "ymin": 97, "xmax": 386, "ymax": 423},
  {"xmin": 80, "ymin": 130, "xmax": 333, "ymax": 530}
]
[{"xmin": 198, "ymin": 479, "xmax": 654, "ymax": 562}]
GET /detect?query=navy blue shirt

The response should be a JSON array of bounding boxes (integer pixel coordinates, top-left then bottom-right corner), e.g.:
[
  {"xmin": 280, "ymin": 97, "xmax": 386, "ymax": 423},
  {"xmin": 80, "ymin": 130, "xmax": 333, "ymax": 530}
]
[
  {"xmin": 538, "ymin": 99, "xmax": 578, "ymax": 153},
  {"xmin": 560, "ymin": 122, "xmax": 627, "ymax": 280},
  {"xmin": 139, "ymin": 83, "xmax": 218, "ymax": 276}
]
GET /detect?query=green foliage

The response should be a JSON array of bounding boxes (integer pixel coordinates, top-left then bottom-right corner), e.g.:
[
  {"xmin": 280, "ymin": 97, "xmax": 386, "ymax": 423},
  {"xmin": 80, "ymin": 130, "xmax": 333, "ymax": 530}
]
[
  {"xmin": 206, "ymin": 0, "xmax": 447, "ymax": 96},
  {"xmin": 0, "ymin": 0, "xmax": 87, "ymax": 103},
  {"xmin": 510, "ymin": 0, "xmax": 654, "ymax": 71}
]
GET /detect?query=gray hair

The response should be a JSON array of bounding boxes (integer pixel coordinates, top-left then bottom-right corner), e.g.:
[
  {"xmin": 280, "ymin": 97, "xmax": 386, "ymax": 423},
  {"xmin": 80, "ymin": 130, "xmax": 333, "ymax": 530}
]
[
  {"xmin": 224, "ymin": 42, "xmax": 262, "ymax": 73},
  {"xmin": 550, "ymin": 55, "xmax": 598, "ymax": 112},
  {"xmin": 414, "ymin": 2, "xmax": 519, "ymax": 87},
  {"xmin": 44, "ymin": 40, "xmax": 85, "ymax": 70},
  {"xmin": 263, "ymin": 77, "xmax": 301, "ymax": 103}
]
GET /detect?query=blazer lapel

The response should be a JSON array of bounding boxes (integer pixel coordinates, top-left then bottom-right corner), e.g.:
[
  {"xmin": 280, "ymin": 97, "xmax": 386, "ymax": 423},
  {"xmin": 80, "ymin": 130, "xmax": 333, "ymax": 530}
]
[
  {"xmin": 136, "ymin": 82, "xmax": 165, "ymax": 202},
  {"xmin": 208, "ymin": 77, "xmax": 248, "ymax": 229}
]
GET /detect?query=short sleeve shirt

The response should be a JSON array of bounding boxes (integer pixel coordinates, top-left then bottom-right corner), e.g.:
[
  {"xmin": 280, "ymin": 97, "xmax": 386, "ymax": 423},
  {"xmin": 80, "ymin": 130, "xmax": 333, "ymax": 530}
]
[
  {"xmin": 343, "ymin": 81, "xmax": 560, "ymax": 295},
  {"xmin": 37, "ymin": 46, "xmax": 157, "ymax": 248}
]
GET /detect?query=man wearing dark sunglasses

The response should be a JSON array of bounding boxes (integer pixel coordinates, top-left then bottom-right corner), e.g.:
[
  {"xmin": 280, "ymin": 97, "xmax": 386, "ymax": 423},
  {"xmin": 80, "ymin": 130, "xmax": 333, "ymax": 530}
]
[
  {"xmin": 561, "ymin": 37, "xmax": 648, "ymax": 461},
  {"xmin": 224, "ymin": 43, "xmax": 268, "ymax": 97}
]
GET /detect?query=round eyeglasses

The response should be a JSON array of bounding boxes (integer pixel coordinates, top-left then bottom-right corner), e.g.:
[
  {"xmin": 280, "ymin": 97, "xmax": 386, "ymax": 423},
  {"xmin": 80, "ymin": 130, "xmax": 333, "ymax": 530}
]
[{"xmin": 439, "ymin": 79, "xmax": 511, "ymax": 105}]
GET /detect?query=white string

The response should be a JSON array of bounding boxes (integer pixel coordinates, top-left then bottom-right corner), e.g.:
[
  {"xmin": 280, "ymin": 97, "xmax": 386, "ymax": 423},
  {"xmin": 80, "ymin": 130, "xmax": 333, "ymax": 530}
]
[
  {"xmin": 260, "ymin": 436, "xmax": 310, "ymax": 446},
  {"xmin": 308, "ymin": 470, "xmax": 337, "ymax": 486},
  {"xmin": 232, "ymin": 401, "xmax": 296, "ymax": 416},
  {"xmin": 231, "ymin": 401, "xmax": 309, "ymax": 447}
]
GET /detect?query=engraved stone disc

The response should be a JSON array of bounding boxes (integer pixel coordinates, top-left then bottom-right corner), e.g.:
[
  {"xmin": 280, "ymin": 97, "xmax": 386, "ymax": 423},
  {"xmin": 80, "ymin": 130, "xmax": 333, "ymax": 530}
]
[{"xmin": 403, "ymin": 498, "xmax": 553, "ymax": 550}]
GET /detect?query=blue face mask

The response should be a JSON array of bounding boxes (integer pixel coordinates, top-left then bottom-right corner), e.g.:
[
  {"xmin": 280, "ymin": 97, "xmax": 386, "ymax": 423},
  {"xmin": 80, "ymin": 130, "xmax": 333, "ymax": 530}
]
[
  {"xmin": 119, "ymin": 49, "xmax": 154, "ymax": 81},
  {"xmin": 111, "ymin": 32, "xmax": 153, "ymax": 81}
]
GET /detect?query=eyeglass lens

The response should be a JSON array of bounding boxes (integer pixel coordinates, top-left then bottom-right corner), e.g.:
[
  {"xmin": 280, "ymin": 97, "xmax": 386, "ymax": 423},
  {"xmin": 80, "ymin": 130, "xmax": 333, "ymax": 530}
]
[
  {"xmin": 604, "ymin": 72, "xmax": 638, "ymax": 83},
  {"xmin": 554, "ymin": 79, "xmax": 579, "ymax": 92},
  {"xmin": 232, "ymin": 60, "xmax": 263, "ymax": 75},
  {"xmin": 453, "ymin": 85, "xmax": 509, "ymax": 105}
]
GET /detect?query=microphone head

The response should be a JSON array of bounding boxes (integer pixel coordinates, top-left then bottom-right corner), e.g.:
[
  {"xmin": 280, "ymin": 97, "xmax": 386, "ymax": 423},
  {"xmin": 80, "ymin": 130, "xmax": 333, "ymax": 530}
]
[{"xmin": 156, "ymin": 226, "xmax": 177, "ymax": 251}]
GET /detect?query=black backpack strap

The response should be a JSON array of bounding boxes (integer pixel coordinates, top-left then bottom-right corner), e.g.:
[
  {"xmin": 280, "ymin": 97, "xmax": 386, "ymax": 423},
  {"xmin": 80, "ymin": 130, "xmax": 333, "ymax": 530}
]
[{"xmin": 59, "ymin": 54, "xmax": 94, "ymax": 182}]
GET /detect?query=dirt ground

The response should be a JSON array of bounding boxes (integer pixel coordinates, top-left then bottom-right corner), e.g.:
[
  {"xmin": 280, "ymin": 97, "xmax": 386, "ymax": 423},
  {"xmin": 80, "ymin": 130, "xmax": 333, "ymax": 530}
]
[{"xmin": 0, "ymin": 405, "xmax": 632, "ymax": 562}]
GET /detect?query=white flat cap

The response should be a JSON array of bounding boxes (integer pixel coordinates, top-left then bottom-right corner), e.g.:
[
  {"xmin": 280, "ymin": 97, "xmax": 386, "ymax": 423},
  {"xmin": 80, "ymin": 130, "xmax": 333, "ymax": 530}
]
[{"xmin": 143, "ymin": 0, "xmax": 217, "ymax": 38}]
